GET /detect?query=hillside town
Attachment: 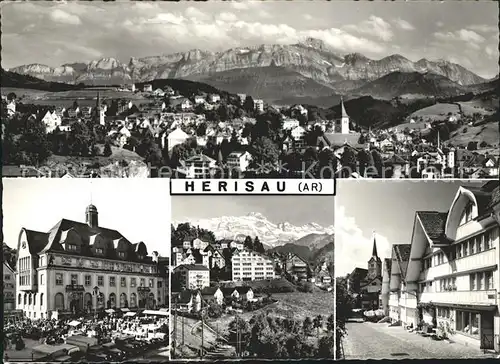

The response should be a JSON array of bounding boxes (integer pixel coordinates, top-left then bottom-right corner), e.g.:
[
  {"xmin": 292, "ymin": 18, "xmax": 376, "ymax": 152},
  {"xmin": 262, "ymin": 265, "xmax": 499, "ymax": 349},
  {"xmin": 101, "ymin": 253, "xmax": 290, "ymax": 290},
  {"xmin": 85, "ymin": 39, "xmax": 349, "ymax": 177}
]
[
  {"xmin": 2, "ymin": 80, "xmax": 498, "ymax": 179},
  {"xmin": 3, "ymin": 193, "xmax": 171, "ymax": 362},
  {"xmin": 338, "ymin": 180, "xmax": 500, "ymax": 359},
  {"xmin": 170, "ymin": 222, "xmax": 334, "ymax": 358}
]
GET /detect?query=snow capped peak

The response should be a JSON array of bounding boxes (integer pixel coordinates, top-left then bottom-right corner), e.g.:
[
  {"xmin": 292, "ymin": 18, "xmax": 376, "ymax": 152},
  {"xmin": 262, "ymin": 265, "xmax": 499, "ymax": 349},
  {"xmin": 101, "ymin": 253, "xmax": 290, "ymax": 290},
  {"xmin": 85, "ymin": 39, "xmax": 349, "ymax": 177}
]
[
  {"xmin": 175, "ymin": 213, "xmax": 333, "ymax": 247},
  {"xmin": 247, "ymin": 212, "xmax": 266, "ymax": 219}
]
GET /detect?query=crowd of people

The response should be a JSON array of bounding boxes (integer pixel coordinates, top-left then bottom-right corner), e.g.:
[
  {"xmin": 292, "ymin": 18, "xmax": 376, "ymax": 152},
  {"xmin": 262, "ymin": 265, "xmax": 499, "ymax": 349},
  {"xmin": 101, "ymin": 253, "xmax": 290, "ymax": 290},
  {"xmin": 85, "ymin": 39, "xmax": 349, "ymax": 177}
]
[{"xmin": 3, "ymin": 312, "xmax": 169, "ymax": 361}]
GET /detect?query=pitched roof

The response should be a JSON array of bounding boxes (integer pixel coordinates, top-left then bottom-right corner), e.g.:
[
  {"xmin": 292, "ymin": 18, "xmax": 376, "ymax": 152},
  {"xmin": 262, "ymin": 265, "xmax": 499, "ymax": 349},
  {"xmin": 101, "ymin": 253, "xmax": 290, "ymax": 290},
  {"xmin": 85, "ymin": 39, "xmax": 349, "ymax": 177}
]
[
  {"xmin": 384, "ymin": 154, "xmax": 408, "ymax": 165},
  {"xmin": 177, "ymin": 289, "xmax": 199, "ymax": 304},
  {"xmin": 23, "ymin": 229, "xmax": 50, "ymax": 254},
  {"xmin": 320, "ymin": 133, "xmax": 365, "ymax": 148},
  {"xmin": 235, "ymin": 286, "xmax": 252, "ymax": 294},
  {"xmin": 466, "ymin": 184, "xmax": 499, "ymax": 217},
  {"xmin": 201, "ymin": 287, "xmax": 220, "ymax": 296},
  {"xmin": 221, "ymin": 287, "xmax": 237, "ymax": 296},
  {"xmin": 175, "ymin": 264, "xmax": 209, "ymax": 271},
  {"xmin": 416, "ymin": 211, "xmax": 448, "ymax": 243}
]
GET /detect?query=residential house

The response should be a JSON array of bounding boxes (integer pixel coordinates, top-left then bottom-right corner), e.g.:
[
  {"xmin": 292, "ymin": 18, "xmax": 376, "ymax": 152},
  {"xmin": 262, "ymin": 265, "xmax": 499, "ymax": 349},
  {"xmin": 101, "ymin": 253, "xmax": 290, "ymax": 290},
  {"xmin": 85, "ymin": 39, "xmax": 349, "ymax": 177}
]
[
  {"xmin": 173, "ymin": 264, "xmax": 210, "ymax": 290},
  {"xmin": 404, "ymin": 182, "xmax": 500, "ymax": 351},
  {"xmin": 171, "ymin": 98, "xmax": 193, "ymax": 111},
  {"xmin": 237, "ymin": 94, "xmax": 246, "ymax": 105},
  {"xmin": 164, "ymin": 127, "xmax": 190, "ymax": 150},
  {"xmin": 201, "ymin": 287, "xmax": 224, "ymax": 305},
  {"xmin": 389, "ymin": 244, "xmax": 413, "ymax": 328},
  {"xmin": 208, "ymin": 94, "xmax": 221, "ymax": 103},
  {"xmin": 235, "ymin": 287, "xmax": 254, "ymax": 301},
  {"xmin": 67, "ymin": 107, "xmax": 80, "ymax": 118},
  {"xmin": 182, "ymin": 154, "xmax": 217, "ymax": 179},
  {"xmin": 143, "ymin": 84, "xmax": 153, "ymax": 92},
  {"xmin": 283, "ymin": 253, "xmax": 309, "ymax": 281},
  {"xmin": 291, "ymin": 126, "xmax": 306, "ymax": 149},
  {"xmin": 80, "ymin": 106, "xmax": 92, "ymax": 118},
  {"xmin": 41, "ymin": 111, "xmax": 62, "ymax": 133},
  {"xmin": 316, "ymin": 269, "xmax": 332, "ymax": 285},
  {"xmin": 174, "ymin": 290, "xmax": 202, "ymax": 312},
  {"xmin": 194, "ymin": 95, "xmax": 206, "ymax": 105},
  {"xmin": 221, "ymin": 287, "xmax": 239, "ymax": 300},
  {"xmin": 226, "ymin": 151, "xmax": 252, "ymax": 172},
  {"xmin": 4, "ymin": 261, "xmax": 16, "ymax": 311},
  {"xmin": 254, "ymin": 99, "xmax": 264, "ymax": 112},
  {"xmin": 283, "ymin": 118, "xmax": 300, "ymax": 130},
  {"xmin": 384, "ymin": 154, "xmax": 410, "ymax": 179},
  {"xmin": 291, "ymin": 104, "xmax": 308, "ymax": 117}
]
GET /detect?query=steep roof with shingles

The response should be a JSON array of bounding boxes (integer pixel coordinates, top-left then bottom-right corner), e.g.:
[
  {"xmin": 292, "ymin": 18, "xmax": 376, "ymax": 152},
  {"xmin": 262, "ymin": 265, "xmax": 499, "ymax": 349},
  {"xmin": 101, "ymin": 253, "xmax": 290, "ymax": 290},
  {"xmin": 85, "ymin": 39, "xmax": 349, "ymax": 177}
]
[
  {"xmin": 393, "ymin": 244, "xmax": 411, "ymax": 277},
  {"xmin": 384, "ymin": 258, "xmax": 392, "ymax": 276},
  {"xmin": 416, "ymin": 211, "xmax": 448, "ymax": 243}
]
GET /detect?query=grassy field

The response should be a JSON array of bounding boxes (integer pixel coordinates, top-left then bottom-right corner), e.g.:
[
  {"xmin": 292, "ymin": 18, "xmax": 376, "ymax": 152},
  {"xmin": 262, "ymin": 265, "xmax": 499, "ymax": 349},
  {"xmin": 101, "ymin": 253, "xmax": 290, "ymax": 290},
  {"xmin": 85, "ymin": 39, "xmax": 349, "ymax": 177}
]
[
  {"xmin": 409, "ymin": 103, "xmax": 461, "ymax": 122},
  {"xmin": 449, "ymin": 122, "xmax": 499, "ymax": 148},
  {"xmin": 1, "ymin": 87, "xmax": 149, "ymax": 108},
  {"xmin": 207, "ymin": 291, "xmax": 334, "ymax": 336}
]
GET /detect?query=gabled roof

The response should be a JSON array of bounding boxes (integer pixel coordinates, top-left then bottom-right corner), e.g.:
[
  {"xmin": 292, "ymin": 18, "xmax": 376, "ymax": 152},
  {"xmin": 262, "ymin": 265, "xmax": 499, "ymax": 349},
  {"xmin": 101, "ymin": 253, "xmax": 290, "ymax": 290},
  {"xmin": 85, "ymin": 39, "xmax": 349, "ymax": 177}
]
[
  {"xmin": 221, "ymin": 287, "xmax": 237, "ymax": 296},
  {"xmin": 22, "ymin": 229, "xmax": 50, "ymax": 254},
  {"xmin": 415, "ymin": 211, "xmax": 448, "ymax": 244},
  {"xmin": 319, "ymin": 133, "xmax": 365, "ymax": 149},
  {"xmin": 201, "ymin": 287, "xmax": 221, "ymax": 296},
  {"xmin": 384, "ymin": 154, "xmax": 408, "ymax": 165},
  {"xmin": 175, "ymin": 264, "xmax": 209, "ymax": 271},
  {"xmin": 393, "ymin": 244, "xmax": 411, "ymax": 278},
  {"xmin": 177, "ymin": 289, "xmax": 200, "ymax": 304},
  {"xmin": 235, "ymin": 286, "xmax": 252, "ymax": 294}
]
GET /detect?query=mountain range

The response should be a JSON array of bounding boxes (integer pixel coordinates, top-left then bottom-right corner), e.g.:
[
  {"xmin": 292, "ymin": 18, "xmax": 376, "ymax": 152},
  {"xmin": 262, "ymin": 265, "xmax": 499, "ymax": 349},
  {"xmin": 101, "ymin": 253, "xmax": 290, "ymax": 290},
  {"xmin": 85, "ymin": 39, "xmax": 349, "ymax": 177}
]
[
  {"xmin": 9, "ymin": 37, "xmax": 491, "ymax": 102},
  {"xmin": 173, "ymin": 211, "xmax": 334, "ymax": 248}
]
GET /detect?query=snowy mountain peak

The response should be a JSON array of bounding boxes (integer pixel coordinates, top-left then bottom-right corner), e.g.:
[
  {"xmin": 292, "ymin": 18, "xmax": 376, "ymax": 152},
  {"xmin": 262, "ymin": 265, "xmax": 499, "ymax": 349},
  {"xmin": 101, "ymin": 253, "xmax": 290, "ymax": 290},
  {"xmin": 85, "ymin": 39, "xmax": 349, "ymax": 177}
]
[{"xmin": 175, "ymin": 213, "xmax": 334, "ymax": 247}]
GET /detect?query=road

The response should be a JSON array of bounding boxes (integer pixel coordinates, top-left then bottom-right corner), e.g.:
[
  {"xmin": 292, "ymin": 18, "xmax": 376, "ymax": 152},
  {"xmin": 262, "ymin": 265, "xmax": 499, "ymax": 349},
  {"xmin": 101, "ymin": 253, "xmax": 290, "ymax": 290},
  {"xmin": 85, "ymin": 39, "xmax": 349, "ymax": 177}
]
[{"xmin": 342, "ymin": 319, "xmax": 495, "ymax": 360}]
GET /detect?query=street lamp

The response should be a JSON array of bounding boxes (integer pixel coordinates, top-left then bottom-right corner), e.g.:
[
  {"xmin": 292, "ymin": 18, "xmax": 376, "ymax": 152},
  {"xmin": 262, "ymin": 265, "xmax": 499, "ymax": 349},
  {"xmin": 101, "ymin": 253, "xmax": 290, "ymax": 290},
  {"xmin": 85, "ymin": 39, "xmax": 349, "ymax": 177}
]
[{"xmin": 93, "ymin": 286, "xmax": 100, "ymax": 319}]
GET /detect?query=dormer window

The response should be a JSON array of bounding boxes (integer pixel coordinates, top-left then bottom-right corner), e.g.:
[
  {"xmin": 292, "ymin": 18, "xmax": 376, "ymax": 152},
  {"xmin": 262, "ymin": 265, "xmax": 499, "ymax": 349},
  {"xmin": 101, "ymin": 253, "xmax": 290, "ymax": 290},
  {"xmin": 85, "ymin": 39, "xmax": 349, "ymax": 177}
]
[
  {"xmin": 96, "ymin": 248, "xmax": 104, "ymax": 255},
  {"xmin": 138, "ymin": 255, "xmax": 145, "ymax": 260},
  {"xmin": 118, "ymin": 252, "xmax": 125, "ymax": 258},
  {"xmin": 67, "ymin": 244, "xmax": 78, "ymax": 252}
]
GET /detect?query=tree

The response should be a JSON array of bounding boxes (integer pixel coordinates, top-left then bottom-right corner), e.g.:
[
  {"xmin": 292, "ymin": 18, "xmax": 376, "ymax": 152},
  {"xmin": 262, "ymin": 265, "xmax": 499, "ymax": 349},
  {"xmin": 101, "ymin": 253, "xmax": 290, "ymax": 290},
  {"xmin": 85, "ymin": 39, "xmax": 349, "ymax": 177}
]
[
  {"xmin": 243, "ymin": 95, "xmax": 255, "ymax": 114},
  {"xmin": 371, "ymin": 149, "xmax": 383, "ymax": 178},
  {"xmin": 326, "ymin": 313, "xmax": 335, "ymax": 332},
  {"xmin": 7, "ymin": 92, "xmax": 17, "ymax": 101},
  {"xmin": 340, "ymin": 147, "xmax": 357, "ymax": 178},
  {"xmin": 16, "ymin": 116, "xmax": 52, "ymax": 165},
  {"xmin": 207, "ymin": 302, "xmax": 223, "ymax": 318},
  {"xmin": 244, "ymin": 236, "xmax": 254, "ymax": 250},
  {"xmin": 336, "ymin": 278, "xmax": 353, "ymax": 359},
  {"xmin": 317, "ymin": 334, "xmax": 335, "ymax": 358},
  {"xmin": 196, "ymin": 122, "xmax": 207, "ymax": 137},
  {"xmin": 303, "ymin": 317, "xmax": 313, "ymax": 336},
  {"xmin": 313, "ymin": 315, "xmax": 323, "ymax": 341},
  {"xmin": 318, "ymin": 148, "xmax": 336, "ymax": 178},
  {"xmin": 253, "ymin": 236, "xmax": 265, "ymax": 253},
  {"xmin": 357, "ymin": 149, "xmax": 374, "ymax": 177},
  {"xmin": 251, "ymin": 137, "xmax": 280, "ymax": 170},
  {"xmin": 103, "ymin": 142, "xmax": 112, "ymax": 157}
]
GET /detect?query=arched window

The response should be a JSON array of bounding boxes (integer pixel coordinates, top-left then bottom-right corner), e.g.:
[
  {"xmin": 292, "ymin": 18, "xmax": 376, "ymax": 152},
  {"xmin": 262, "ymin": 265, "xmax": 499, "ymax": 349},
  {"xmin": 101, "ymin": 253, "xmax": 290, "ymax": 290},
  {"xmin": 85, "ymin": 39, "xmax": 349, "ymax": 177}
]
[
  {"xmin": 33, "ymin": 294, "xmax": 36, "ymax": 306},
  {"xmin": 54, "ymin": 293, "xmax": 65, "ymax": 310},
  {"xmin": 130, "ymin": 293, "xmax": 137, "ymax": 308},
  {"xmin": 120, "ymin": 293, "xmax": 127, "ymax": 308},
  {"xmin": 18, "ymin": 293, "xmax": 22, "ymax": 305},
  {"xmin": 24, "ymin": 293, "xmax": 27, "ymax": 305},
  {"xmin": 28, "ymin": 294, "xmax": 32, "ymax": 305},
  {"xmin": 109, "ymin": 293, "xmax": 116, "ymax": 308},
  {"xmin": 40, "ymin": 293, "xmax": 44, "ymax": 306}
]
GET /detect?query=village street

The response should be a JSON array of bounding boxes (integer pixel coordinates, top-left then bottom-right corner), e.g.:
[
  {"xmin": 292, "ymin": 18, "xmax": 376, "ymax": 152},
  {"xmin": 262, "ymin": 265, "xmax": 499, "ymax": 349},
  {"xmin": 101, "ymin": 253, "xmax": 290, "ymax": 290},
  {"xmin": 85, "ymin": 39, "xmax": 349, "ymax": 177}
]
[{"xmin": 342, "ymin": 319, "xmax": 496, "ymax": 360}]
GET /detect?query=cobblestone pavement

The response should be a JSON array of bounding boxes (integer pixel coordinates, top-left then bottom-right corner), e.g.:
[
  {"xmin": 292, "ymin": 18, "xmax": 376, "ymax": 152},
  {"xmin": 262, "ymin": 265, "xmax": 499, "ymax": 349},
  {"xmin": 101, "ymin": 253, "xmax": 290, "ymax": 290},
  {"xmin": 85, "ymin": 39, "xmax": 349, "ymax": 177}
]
[{"xmin": 342, "ymin": 320, "xmax": 497, "ymax": 360}]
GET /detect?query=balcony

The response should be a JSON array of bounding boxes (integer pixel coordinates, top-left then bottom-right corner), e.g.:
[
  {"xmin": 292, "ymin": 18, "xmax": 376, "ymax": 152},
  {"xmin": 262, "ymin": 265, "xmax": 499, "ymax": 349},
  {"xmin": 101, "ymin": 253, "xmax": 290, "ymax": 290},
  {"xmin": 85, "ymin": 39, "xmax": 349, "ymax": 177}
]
[{"xmin": 419, "ymin": 290, "xmax": 497, "ymax": 306}]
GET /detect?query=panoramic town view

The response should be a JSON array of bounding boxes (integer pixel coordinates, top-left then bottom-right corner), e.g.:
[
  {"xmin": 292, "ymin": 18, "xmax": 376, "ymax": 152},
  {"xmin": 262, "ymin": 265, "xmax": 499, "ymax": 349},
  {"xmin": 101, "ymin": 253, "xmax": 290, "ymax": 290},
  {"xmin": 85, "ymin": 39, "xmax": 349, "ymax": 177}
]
[
  {"xmin": 2, "ymin": 179, "xmax": 171, "ymax": 362},
  {"xmin": 335, "ymin": 180, "xmax": 500, "ymax": 359},
  {"xmin": 1, "ymin": 1, "xmax": 498, "ymax": 178},
  {"xmin": 170, "ymin": 195, "xmax": 335, "ymax": 358}
]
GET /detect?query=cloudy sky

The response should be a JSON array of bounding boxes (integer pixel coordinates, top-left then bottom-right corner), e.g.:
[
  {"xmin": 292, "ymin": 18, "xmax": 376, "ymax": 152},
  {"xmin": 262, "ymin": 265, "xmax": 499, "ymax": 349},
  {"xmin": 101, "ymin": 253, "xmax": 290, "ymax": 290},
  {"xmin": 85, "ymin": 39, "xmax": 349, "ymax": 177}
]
[
  {"xmin": 335, "ymin": 180, "xmax": 485, "ymax": 277},
  {"xmin": 3, "ymin": 179, "xmax": 171, "ymax": 257},
  {"xmin": 2, "ymin": 1, "xmax": 498, "ymax": 78},
  {"xmin": 173, "ymin": 195, "xmax": 335, "ymax": 228}
]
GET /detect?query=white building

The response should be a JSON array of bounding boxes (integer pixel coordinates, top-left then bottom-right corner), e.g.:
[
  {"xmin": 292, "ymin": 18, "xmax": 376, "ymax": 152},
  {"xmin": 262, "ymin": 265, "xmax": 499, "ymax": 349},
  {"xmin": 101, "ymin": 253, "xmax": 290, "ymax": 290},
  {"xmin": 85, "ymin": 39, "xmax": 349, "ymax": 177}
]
[
  {"xmin": 173, "ymin": 264, "xmax": 210, "ymax": 290},
  {"xmin": 183, "ymin": 154, "xmax": 217, "ymax": 179},
  {"xmin": 208, "ymin": 94, "xmax": 221, "ymax": 103},
  {"xmin": 16, "ymin": 204, "xmax": 167, "ymax": 319},
  {"xmin": 283, "ymin": 118, "xmax": 300, "ymax": 130},
  {"xmin": 226, "ymin": 151, "xmax": 252, "ymax": 172},
  {"xmin": 41, "ymin": 111, "xmax": 62, "ymax": 133},
  {"xmin": 403, "ymin": 182, "xmax": 500, "ymax": 351},
  {"xmin": 4, "ymin": 261, "xmax": 16, "ymax": 311},
  {"xmin": 165, "ymin": 127, "xmax": 190, "ymax": 150},
  {"xmin": 231, "ymin": 249, "xmax": 276, "ymax": 281},
  {"xmin": 254, "ymin": 99, "xmax": 264, "ymax": 113}
]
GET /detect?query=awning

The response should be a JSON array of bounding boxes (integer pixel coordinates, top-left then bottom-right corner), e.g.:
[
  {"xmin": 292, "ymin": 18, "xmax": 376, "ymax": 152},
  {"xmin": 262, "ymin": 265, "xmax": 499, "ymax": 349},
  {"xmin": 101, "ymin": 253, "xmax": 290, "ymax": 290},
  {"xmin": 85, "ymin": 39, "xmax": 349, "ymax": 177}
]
[
  {"xmin": 124, "ymin": 312, "xmax": 137, "ymax": 317},
  {"xmin": 68, "ymin": 320, "xmax": 81, "ymax": 327},
  {"xmin": 143, "ymin": 310, "xmax": 169, "ymax": 316},
  {"xmin": 105, "ymin": 309, "xmax": 116, "ymax": 314},
  {"xmin": 121, "ymin": 308, "xmax": 130, "ymax": 312}
]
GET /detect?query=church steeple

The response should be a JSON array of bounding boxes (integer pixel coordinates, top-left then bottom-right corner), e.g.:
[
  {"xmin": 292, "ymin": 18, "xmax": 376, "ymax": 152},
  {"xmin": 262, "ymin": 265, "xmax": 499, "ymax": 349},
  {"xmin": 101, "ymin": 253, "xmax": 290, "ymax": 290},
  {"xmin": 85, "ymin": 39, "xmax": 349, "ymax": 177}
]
[
  {"xmin": 341, "ymin": 96, "xmax": 348, "ymax": 119},
  {"xmin": 372, "ymin": 232, "xmax": 379, "ymax": 258},
  {"xmin": 96, "ymin": 91, "xmax": 101, "ymax": 109}
]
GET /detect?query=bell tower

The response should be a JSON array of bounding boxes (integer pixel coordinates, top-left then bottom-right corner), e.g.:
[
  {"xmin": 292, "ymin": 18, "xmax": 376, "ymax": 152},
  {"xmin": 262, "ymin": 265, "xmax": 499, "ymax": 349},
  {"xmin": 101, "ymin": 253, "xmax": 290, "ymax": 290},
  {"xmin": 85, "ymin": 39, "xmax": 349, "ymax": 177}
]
[{"xmin": 340, "ymin": 96, "xmax": 350, "ymax": 134}]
